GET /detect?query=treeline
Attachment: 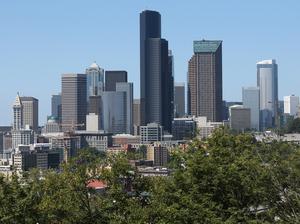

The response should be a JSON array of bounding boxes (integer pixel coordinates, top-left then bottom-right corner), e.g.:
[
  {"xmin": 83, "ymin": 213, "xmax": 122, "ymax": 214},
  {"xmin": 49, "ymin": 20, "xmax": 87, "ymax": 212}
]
[{"xmin": 1, "ymin": 128, "xmax": 300, "ymax": 223}]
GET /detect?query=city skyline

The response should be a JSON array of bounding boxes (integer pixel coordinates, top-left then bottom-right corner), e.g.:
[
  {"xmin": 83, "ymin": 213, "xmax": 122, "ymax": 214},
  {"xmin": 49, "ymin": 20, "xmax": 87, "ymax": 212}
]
[{"xmin": 1, "ymin": 1, "xmax": 300, "ymax": 125}]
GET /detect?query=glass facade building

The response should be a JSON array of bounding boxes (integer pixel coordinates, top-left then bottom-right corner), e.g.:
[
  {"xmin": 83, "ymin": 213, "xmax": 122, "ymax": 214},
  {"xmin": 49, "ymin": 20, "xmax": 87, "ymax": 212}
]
[
  {"xmin": 257, "ymin": 59, "xmax": 278, "ymax": 130},
  {"xmin": 242, "ymin": 87, "xmax": 260, "ymax": 130}
]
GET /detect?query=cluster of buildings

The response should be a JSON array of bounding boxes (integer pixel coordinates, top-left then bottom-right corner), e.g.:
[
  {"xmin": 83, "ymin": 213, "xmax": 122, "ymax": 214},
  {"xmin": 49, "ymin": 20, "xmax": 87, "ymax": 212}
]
[{"xmin": 1, "ymin": 10, "xmax": 299, "ymax": 175}]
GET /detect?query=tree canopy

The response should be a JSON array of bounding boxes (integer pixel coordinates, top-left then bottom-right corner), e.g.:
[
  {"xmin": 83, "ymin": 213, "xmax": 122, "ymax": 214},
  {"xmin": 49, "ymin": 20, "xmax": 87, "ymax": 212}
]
[{"xmin": 1, "ymin": 130, "xmax": 300, "ymax": 223}]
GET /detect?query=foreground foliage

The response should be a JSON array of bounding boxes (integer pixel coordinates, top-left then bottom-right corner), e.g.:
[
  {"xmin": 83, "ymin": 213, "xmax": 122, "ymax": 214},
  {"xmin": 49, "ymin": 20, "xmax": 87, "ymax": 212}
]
[{"xmin": 1, "ymin": 129, "xmax": 300, "ymax": 223}]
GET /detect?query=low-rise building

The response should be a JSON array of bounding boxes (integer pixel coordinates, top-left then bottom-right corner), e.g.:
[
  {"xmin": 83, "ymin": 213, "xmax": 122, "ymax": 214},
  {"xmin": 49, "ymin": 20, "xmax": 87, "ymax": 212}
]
[
  {"xmin": 147, "ymin": 143, "xmax": 169, "ymax": 167},
  {"xmin": 172, "ymin": 118, "xmax": 196, "ymax": 140},
  {"xmin": 195, "ymin": 116, "xmax": 224, "ymax": 139},
  {"xmin": 140, "ymin": 123, "xmax": 163, "ymax": 144}
]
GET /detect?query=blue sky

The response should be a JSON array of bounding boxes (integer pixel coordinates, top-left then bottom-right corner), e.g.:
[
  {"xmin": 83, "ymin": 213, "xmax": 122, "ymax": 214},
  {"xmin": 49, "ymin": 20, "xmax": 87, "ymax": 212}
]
[{"xmin": 0, "ymin": 0, "xmax": 300, "ymax": 125}]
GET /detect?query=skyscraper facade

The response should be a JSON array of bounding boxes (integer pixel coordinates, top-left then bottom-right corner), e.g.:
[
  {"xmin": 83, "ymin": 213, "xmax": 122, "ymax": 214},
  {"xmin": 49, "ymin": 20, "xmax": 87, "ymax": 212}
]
[
  {"xmin": 116, "ymin": 82, "xmax": 133, "ymax": 134},
  {"xmin": 242, "ymin": 87, "xmax": 260, "ymax": 130},
  {"xmin": 51, "ymin": 94, "xmax": 62, "ymax": 122},
  {"xmin": 86, "ymin": 62, "xmax": 104, "ymax": 98},
  {"xmin": 133, "ymin": 99, "xmax": 141, "ymax": 135},
  {"xmin": 174, "ymin": 82, "xmax": 185, "ymax": 118},
  {"xmin": 102, "ymin": 91, "xmax": 126, "ymax": 134},
  {"xmin": 61, "ymin": 74, "xmax": 87, "ymax": 131},
  {"xmin": 188, "ymin": 40, "xmax": 223, "ymax": 122},
  {"xmin": 105, "ymin": 71, "xmax": 127, "ymax": 91},
  {"xmin": 20, "ymin": 96, "xmax": 39, "ymax": 132},
  {"xmin": 13, "ymin": 94, "xmax": 23, "ymax": 131},
  {"xmin": 140, "ymin": 10, "xmax": 173, "ymax": 133},
  {"xmin": 257, "ymin": 59, "xmax": 278, "ymax": 130}
]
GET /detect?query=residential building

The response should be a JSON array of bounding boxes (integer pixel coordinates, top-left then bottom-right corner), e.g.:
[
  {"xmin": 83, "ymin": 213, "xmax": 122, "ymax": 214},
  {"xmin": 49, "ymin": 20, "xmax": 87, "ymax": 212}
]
[
  {"xmin": 147, "ymin": 143, "xmax": 169, "ymax": 167},
  {"xmin": 188, "ymin": 40, "xmax": 223, "ymax": 122}
]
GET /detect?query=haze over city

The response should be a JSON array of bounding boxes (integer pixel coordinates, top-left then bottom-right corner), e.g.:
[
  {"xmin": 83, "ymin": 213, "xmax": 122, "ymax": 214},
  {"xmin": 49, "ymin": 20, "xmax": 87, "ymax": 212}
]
[{"xmin": 0, "ymin": 0, "xmax": 300, "ymax": 125}]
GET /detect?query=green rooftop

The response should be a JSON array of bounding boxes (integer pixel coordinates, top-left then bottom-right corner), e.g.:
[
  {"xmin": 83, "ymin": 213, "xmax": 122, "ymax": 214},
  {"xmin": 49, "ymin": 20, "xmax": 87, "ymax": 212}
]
[{"xmin": 193, "ymin": 40, "xmax": 222, "ymax": 53}]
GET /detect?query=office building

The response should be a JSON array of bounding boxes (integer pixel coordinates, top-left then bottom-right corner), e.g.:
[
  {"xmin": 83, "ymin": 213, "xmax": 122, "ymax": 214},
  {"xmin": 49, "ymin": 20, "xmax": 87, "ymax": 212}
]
[
  {"xmin": 74, "ymin": 131, "xmax": 113, "ymax": 152},
  {"xmin": 174, "ymin": 82, "xmax": 185, "ymax": 118},
  {"xmin": 242, "ymin": 87, "xmax": 260, "ymax": 130},
  {"xmin": 140, "ymin": 123, "xmax": 163, "ymax": 144},
  {"xmin": 172, "ymin": 118, "xmax": 196, "ymax": 140},
  {"xmin": 102, "ymin": 91, "xmax": 126, "ymax": 134},
  {"xmin": 140, "ymin": 10, "xmax": 173, "ymax": 133},
  {"xmin": 188, "ymin": 40, "xmax": 223, "ymax": 122},
  {"xmin": 133, "ymin": 99, "xmax": 141, "ymax": 134},
  {"xmin": 229, "ymin": 105, "xmax": 251, "ymax": 132},
  {"xmin": 13, "ymin": 93, "xmax": 23, "ymax": 130},
  {"xmin": 51, "ymin": 94, "xmax": 62, "ymax": 122},
  {"xmin": 284, "ymin": 95, "xmax": 299, "ymax": 116},
  {"xmin": 86, "ymin": 62, "xmax": 104, "ymax": 99},
  {"xmin": 105, "ymin": 71, "xmax": 127, "ymax": 91},
  {"xmin": 20, "ymin": 97, "xmax": 39, "ymax": 132},
  {"xmin": 257, "ymin": 59, "xmax": 278, "ymax": 130},
  {"xmin": 61, "ymin": 74, "xmax": 87, "ymax": 131},
  {"xmin": 86, "ymin": 113, "xmax": 101, "ymax": 132},
  {"xmin": 116, "ymin": 82, "xmax": 133, "ymax": 134},
  {"xmin": 12, "ymin": 127, "xmax": 34, "ymax": 150},
  {"xmin": 43, "ymin": 116, "xmax": 61, "ymax": 133}
]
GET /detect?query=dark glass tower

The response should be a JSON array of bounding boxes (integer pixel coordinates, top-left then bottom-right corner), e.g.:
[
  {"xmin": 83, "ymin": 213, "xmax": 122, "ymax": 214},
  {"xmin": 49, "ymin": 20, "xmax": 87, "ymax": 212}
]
[
  {"xmin": 188, "ymin": 40, "xmax": 223, "ymax": 122},
  {"xmin": 61, "ymin": 74, "xmax": 87, "ymax": 131},
  {"xmin": 140, "ymin": 10, "xmax": 173, "ymax": 133},
  {"xmin": 105, "ymin": 71, "xmax": 127, "ymax": 91}
]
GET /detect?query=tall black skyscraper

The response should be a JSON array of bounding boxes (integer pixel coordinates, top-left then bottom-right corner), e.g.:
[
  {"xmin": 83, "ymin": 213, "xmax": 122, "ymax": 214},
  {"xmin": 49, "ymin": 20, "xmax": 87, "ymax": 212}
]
[
  {"xmin": 105, "ymin": 71, "xmax": 127, "ymax": 91},
  {"xmin": 140, "ymin": 10, "xmax": 173, "ymax": 133}
]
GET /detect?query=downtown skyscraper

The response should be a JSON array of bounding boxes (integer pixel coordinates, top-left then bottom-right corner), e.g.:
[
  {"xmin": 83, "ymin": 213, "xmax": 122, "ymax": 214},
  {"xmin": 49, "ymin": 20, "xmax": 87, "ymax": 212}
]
[
  {"xmin": 188, "ymin": 40, "xmax": 223, "ymax": 122},
  {"xmin": 61, "ymin": 74, "xmax": 87, "ymax": 131},
  {"xmin": 257, "ymin": 59, "xmax": 278, "ymax": 130},
  {"xmin": 140, "ymin": 10, "xmax": 173, "ymax": 133}
]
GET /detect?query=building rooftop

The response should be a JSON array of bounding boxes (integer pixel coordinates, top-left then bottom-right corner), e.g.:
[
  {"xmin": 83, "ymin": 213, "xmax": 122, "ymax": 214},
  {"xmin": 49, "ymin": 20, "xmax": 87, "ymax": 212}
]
[
  {"xmin": 193, "ymin": 40, "xmax": 222, "ymax": 53},
  {"xmin": 13, "ymin": 93, "xmax": 22, "ymax": 106},
  {"xmin": 256, "ymin": 59, "xmax": 276, "ymax": 65}
]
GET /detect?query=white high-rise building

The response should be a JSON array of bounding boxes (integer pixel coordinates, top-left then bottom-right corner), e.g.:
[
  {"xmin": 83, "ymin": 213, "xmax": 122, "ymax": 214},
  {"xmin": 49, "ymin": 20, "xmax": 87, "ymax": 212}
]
[
  {"xmin": 86, "ymin": 62, "xmax": 104, "ymax": 99},
  {"xmin": 242, "ymin": 87, "xmax": 260, "ymax": 130},
  {"xmin": 257, "ymin": 59, "xmax": 278, "ymax": 130},
  {"xmin": 284, "ymin": 95, "xmax": 299, "ymax": 116},
  {"xmin": 13, "ymin": 93, "xmax": 23, "ymax": 130}
]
